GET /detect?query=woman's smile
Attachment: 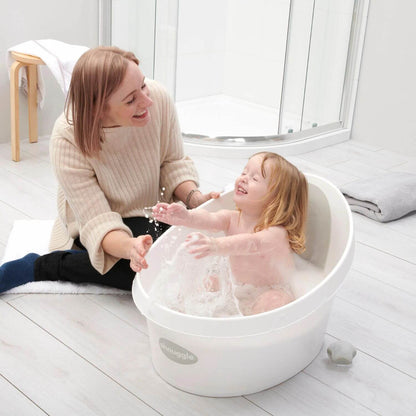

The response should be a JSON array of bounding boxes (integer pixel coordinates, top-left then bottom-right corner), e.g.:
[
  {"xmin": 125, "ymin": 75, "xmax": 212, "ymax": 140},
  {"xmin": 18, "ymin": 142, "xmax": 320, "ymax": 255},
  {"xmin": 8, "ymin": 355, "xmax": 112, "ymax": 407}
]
[{"xmin": 102, "ymin": 61, "xmax": 153, "ymax": 128}]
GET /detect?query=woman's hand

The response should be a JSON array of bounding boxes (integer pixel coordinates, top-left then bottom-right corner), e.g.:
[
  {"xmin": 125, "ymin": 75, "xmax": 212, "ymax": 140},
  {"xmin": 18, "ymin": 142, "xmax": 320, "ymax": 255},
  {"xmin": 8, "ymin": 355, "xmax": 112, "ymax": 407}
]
[
  {"xmin": 173, "ymin": 181, "xmax": 220, "ymax": 209},
  {"xmin": 129, "ymin": 234, "xmax": 153, "ymax": 273},
  {"xmin": 153, "ymin": 202, "xmax": 189, "ymax": 225},
  {"xmin": 185, "ymin": 232, "xmax": 218, "ymax": 258},
  {"xmin": 189, "ymin": 191, "xmax": 221, "ymax": 209}
]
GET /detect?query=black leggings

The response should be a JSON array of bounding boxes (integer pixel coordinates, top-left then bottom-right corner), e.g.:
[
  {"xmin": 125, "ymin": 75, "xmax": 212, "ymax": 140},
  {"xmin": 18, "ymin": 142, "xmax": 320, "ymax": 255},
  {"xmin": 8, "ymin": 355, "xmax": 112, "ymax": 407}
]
[{"xmin": 33, "ymin": 217, "xmax": 170, "ymax": 290}]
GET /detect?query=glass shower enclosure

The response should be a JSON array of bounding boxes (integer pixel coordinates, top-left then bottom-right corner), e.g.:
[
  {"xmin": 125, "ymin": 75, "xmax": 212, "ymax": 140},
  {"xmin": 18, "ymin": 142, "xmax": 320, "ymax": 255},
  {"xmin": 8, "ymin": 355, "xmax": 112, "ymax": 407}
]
[{"xmin": 105, "ymin": 0, "xmax": 369, "ymax": 155}]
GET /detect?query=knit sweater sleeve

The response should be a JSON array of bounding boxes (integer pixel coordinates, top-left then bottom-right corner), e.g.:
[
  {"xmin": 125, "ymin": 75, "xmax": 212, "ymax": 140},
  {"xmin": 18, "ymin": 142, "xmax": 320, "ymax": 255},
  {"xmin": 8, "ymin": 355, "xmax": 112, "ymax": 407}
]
[
  {"xmin": 50, "ymin": 118, "xmax": 132, "ymax": 274},
  {"xmin": 155, "ymin": 82, "xmax": 199, "ymax": 202}
]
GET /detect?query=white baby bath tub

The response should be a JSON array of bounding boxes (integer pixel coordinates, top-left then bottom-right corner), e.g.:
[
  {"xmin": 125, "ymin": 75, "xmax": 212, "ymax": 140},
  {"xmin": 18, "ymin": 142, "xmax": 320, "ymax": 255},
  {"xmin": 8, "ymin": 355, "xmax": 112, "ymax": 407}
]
[{"xmin": 132, "ymin": 173, "xmax": 354, "ymax": 397}]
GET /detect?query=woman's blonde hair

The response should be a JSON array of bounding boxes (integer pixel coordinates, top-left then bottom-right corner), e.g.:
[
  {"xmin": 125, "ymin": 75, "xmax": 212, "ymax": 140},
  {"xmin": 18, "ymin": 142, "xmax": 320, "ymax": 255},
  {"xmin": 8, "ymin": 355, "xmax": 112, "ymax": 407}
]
[
  {"xmin": 65, "ymin": 46, "xmax": 139, "ymax": 157},
  {"xmin": 253, "ymin": 152, "xmax": 308, "ymax": 254}
]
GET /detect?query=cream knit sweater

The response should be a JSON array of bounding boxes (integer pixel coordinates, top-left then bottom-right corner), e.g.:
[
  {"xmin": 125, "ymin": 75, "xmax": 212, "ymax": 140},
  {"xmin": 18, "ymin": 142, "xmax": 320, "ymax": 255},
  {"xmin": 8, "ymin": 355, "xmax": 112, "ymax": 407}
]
[{"xmin": 49, "ymin": 80, "xmax": 199, "ymax": 274}]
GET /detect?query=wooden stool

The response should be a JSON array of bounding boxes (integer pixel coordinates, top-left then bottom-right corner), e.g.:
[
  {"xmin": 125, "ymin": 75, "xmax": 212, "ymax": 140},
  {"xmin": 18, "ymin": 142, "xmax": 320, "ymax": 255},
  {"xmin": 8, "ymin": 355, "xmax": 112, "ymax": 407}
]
[{"xmin": 10, "ymin": 51, "xmax": 45, "ymax": 162}]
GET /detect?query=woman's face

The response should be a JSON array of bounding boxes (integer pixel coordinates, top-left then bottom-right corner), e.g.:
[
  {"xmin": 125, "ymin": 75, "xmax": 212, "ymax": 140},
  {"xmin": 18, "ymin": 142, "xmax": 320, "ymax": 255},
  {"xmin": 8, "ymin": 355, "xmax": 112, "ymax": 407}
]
[{"xmin": 101, "ymin": 60, "xmax": 153, "ymax": 128}]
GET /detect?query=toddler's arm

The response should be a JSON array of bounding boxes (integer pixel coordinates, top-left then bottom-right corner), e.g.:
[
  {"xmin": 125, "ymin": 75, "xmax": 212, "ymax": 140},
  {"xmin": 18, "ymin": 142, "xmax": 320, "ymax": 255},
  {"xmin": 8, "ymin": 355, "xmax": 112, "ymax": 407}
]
[
  {"xmin": 186, "ymin": 226, "xmax": 289, "ymax": 258},
  {"xmin": 153, "ymin": 202, "xmax": 231, "ymax": 232}
]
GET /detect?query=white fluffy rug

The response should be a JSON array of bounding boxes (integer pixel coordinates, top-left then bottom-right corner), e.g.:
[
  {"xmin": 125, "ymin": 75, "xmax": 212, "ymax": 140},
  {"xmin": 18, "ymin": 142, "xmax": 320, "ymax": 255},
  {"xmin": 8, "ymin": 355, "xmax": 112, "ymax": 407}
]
[{"xmin": 1, "ymin": 220, "xmax": 129, "ymax": 295}]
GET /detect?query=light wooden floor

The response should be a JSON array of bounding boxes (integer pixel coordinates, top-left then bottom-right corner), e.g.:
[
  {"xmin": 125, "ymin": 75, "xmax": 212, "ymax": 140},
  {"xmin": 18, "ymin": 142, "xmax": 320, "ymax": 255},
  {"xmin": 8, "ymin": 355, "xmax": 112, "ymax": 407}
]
[{"xmin": 0, "ymin": 137, "xmax": 415, "ymax": 416}]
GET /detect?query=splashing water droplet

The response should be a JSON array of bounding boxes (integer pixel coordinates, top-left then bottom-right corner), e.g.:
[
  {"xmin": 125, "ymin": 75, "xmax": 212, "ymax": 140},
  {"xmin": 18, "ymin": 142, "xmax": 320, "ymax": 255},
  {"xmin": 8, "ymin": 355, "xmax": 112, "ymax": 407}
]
[
  {"xmin": 143, "ymin": 206, "xmax": 153, "ymax": 219},
  {"xmin": 144, "ymin": 206, "xmax": 163, "ymax": 239},
  {"xmin": 159, "ymin": 187, "xmax": 166, "ymax": 199}
]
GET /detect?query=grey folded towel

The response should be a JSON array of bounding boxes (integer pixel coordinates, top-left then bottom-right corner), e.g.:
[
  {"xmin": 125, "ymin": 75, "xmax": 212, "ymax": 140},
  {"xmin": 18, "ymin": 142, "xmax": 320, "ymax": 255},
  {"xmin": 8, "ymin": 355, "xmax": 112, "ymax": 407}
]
[{"xmin": 341, "ymin": 172, "xmax": 416, "ymax": 222}]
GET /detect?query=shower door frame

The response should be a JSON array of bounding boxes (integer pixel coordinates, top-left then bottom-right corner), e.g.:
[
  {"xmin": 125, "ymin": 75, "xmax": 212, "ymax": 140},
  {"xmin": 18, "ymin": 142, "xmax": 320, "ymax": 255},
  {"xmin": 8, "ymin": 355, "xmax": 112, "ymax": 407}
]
[{"xmin": 99, "ymin": 0, "xmax": 370, "ymax": 157}]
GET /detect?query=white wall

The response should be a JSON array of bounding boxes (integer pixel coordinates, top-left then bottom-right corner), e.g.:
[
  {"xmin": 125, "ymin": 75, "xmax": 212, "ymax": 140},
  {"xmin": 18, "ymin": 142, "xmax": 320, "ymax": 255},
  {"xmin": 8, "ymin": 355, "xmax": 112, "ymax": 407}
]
[
  {"xmin": 0, "ymin": 0, "xmax": 99, "ymax": 144},
  {"xmin": 352, "ymin": 0, "xmax": 416, "ymax": 156}
]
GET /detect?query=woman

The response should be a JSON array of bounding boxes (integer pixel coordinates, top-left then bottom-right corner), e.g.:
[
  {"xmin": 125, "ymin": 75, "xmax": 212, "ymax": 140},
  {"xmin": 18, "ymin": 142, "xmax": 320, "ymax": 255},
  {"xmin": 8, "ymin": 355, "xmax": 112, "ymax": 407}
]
[{"xmin": 0, "ymin": 46, "xmax": 218, "ymax": 292}]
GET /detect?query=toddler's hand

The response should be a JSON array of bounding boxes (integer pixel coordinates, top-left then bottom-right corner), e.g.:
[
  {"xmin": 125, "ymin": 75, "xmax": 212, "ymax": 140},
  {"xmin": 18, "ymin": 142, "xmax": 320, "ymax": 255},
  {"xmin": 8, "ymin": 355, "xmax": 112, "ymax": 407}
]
[
  {"xmin": 185, "ymin": 232, "xmax": 218, "ymax": 259},
  {"xmin": 129, "ymin": 234, "xmax": 153, "ymax": 273},
  {"xmin": 152, "ymin": 202, "xmax": 189, "ymax": 225}
]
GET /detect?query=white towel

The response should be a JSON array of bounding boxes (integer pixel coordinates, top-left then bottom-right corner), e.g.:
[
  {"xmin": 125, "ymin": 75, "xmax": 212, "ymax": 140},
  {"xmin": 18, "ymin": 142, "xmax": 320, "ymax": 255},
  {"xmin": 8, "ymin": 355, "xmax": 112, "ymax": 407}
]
[
  {"xmin": 1, "ymin": 220, "xmax": 128, "ymax": 295},
  {"xmin": 341, "ymin": 172, "xmax": 416, "ymax": 222},
  {"xmin": 7, "ymin": 39, "xmax": 89, "ymax": 107}
]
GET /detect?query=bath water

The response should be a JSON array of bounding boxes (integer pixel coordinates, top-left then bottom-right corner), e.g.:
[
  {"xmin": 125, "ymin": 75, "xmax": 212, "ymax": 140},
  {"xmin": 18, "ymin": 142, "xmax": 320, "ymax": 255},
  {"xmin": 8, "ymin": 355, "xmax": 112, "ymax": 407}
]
[
  {"xmin": 148, "ymin": 237, "xmax": 242, "ymax": 317},
  {"xmin": 148, "ymin": 235, "xmax": 325, "ymax": 317}
]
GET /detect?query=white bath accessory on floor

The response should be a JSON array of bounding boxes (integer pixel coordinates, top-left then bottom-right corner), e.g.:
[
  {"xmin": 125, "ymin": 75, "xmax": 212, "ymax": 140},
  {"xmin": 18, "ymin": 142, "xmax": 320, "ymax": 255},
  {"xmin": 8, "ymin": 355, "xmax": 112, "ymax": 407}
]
[
  {"xmin": 133, "ymin": 173, "xmax": 354, "ymax": 397},
  {"xmin": 327, "ymin": 340, "xmax": 357, "ymax": 365}
]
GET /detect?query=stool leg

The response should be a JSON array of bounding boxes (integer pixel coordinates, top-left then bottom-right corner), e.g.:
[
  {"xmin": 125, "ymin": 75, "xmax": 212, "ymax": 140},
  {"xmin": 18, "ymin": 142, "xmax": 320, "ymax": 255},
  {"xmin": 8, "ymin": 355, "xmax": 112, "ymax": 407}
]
[
  {"xmin": 10, "ymin": 61, "xmax": 24, "ymax": 162},
  {"xmin": 27, "ymin": 64, "xmax": 38, "ymax": 144}
]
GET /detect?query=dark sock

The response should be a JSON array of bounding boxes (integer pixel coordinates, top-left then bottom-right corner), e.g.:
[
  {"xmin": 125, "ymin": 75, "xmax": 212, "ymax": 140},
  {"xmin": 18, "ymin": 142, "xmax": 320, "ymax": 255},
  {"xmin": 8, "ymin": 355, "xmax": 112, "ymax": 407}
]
[{"xmin": 0, "ymin": 253, "xmax": 39, "ymax": 293}]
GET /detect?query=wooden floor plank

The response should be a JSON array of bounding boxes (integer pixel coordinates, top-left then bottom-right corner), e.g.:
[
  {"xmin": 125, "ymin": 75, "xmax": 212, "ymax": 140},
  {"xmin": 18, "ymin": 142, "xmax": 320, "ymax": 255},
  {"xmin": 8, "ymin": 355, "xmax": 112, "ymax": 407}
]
[
  {"xmin": 0, "ymin": 170, "xmax": 56, "ymax": 219},
  {"xmin": 337, "ymin": 269, "xmax": 416, "ymax": 333},
  {"xmin": 383, "ymin": 212, "xmax": 416, "ymax": 239},
  {"xmin": 328, "ymin": 297, "xmax": 416, "ymax": 378},
  {"xmin": 86, "ymin": 294, "xmax": 148, "ymax": 335},
  {"xmin": 305, "ymin": 335, "xmax": 416, "ymax": 416},
  {"xmin": 352, "ymin": 242, "xmax": 416, "ymax": 295},
  {"xmin": 353, "ymin": 214, "xmax": 416, "ymax": 264},
  {"xmin": 0, "ymin": 300, "xmax": 159, "ymax": 415},
  {"xmin": 290, "ymin": 158, "xmax": 360, "ymax": 187},
  {"xmin": 8, "ymin": 294, "xmax": 270, "ymax": 416},
  {"xmin": 330, "ymin": 159, "xmax": 390, "ymax": 179},
  {"xmin": 0, "ymin": 375, "xmax": 47, "ymax": 415},
  {"xmin": 247, "ymin": 371, "xmax": 378, "ymax": 416}
]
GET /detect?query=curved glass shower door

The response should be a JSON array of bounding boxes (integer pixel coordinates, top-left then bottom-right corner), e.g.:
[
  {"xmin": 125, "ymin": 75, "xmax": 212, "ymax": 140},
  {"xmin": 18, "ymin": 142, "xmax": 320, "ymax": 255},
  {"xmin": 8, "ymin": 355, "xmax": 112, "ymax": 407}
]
[
  {"xmin": 109, "ymin": 0, "xmax": 367, "ymax": 148},
  {"xmin": 173, "ymin": 0, "xmax": 356, "ymax": 141}
]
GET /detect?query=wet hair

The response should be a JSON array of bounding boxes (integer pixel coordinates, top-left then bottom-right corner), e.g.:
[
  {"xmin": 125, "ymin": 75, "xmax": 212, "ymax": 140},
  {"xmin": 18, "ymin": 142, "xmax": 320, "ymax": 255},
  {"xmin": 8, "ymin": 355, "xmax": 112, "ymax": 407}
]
[
  {"xmin": 252, "ymin": 152, "xmax": 308, "ymax": 254},
  {"xmin": 65, "ymin": 46, "xmax": 139, "ymax": 157}
]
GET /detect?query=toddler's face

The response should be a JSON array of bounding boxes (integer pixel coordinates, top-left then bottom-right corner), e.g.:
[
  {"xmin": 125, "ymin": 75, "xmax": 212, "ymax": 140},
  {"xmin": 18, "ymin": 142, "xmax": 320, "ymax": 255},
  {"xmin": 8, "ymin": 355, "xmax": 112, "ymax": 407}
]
[{"xmin": 234, "ymin": 155, "xmax": 271, "ymax": 210}]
